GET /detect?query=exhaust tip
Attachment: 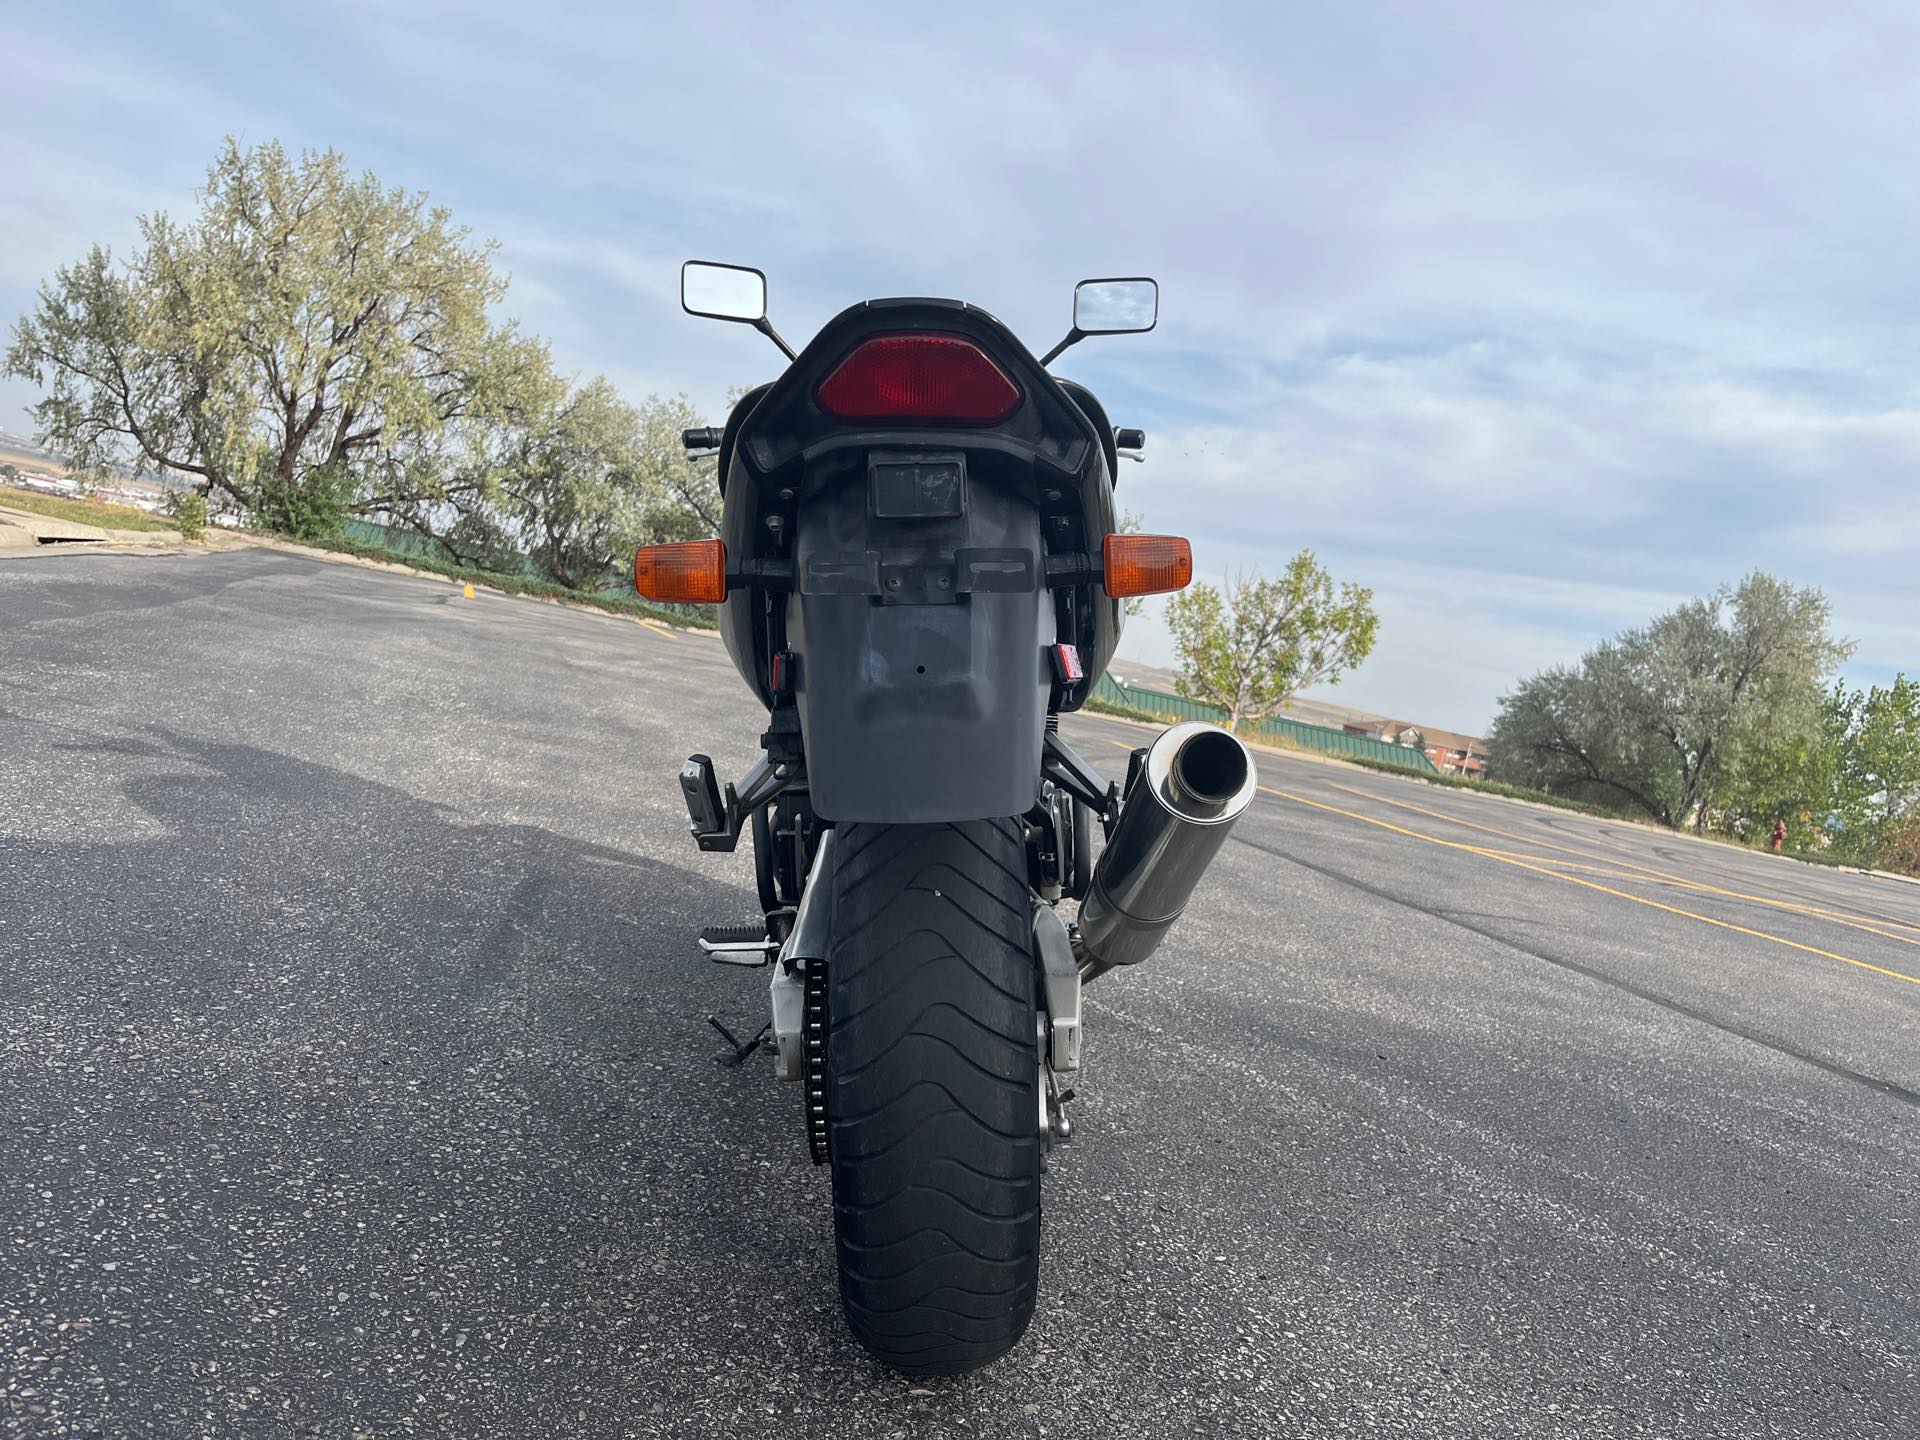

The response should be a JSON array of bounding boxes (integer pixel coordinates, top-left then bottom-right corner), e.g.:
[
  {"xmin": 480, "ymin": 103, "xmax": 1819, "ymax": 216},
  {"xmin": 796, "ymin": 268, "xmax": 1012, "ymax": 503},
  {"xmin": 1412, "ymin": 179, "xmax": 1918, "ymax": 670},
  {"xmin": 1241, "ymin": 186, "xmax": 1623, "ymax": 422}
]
[
  {"xmin": 1169, "ymin": 728, "xmax": 1249, "ymax": 813},
  {"xmin": 1077, "ymin": 720, "xmax": 1258, "ymax": 972}
]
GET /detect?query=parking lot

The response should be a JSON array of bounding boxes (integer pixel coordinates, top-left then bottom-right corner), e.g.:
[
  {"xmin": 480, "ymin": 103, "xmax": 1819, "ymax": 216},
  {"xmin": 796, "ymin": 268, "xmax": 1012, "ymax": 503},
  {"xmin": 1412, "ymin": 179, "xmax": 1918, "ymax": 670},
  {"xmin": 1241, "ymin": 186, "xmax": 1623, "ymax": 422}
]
[{"xmin": 3, "ymin": 548, "xmax": 1916, "ymax": 1437}]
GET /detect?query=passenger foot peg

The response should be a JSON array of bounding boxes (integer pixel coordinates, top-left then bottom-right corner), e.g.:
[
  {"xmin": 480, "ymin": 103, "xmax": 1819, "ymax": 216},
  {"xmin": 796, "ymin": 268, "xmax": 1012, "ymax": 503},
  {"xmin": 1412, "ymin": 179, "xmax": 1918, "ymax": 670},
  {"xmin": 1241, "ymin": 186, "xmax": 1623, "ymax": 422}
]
[{"xmin": 698, "ymin": 923, "xmax": 778, "ymax": 966}]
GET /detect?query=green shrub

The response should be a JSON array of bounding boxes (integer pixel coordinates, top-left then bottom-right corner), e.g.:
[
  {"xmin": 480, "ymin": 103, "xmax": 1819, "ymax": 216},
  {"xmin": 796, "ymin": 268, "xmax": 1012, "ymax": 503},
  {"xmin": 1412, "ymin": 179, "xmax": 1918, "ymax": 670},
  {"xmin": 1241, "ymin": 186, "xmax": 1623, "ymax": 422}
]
[
  {"xmin": 1877, "ymin": 818, "xmax": 1920, "ymax": 876},
  {"xmin": 164, "ymin": 489, "xmax": 208, "ymax": 540},
  {"xmin": 253, "ymin": 465, "xmax": 356, "ymax": 541}
]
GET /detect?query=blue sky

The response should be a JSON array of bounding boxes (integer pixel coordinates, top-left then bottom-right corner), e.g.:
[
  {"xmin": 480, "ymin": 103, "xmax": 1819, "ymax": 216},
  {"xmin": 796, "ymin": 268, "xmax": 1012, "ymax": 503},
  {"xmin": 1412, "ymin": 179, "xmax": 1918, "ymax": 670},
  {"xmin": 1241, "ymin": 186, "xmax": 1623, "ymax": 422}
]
[{"xmin": 4, "ymin": 1, "xmax": 1917, "ymax": 733}]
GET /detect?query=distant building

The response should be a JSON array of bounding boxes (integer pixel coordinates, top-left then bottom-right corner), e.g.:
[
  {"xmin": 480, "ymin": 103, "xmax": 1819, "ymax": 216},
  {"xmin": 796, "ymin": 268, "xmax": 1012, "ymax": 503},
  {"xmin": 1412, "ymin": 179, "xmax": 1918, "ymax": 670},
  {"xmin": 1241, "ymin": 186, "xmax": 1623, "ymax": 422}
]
[{"xmin": 1414, "ymin": 728, "xmax": 1488, "ymax": 779}]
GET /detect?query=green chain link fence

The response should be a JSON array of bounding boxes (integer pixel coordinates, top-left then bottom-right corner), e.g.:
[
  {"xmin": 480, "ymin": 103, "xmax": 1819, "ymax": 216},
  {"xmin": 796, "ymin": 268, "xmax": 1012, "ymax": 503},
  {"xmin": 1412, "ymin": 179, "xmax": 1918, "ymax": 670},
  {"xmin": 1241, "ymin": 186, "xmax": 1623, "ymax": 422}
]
[{"xmin": 1090, "ymin": 673, "xmax": 1437, "ymax": 773}]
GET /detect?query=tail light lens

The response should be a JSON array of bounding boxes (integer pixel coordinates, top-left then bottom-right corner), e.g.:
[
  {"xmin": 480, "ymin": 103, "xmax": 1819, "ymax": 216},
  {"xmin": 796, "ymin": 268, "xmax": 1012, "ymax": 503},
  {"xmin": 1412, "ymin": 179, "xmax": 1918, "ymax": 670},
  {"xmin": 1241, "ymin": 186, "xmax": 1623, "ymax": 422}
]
[
  {"xmin": 634, "ymin": 539, "xmax": 727, "ymax": 604},
  {"xmin": 816, "ymin": 333, "xmax": 1022, "ymax": 424},
  {"xmin": 1104, "ymin": 534, "xmax": 1192, "ymax": 597}
]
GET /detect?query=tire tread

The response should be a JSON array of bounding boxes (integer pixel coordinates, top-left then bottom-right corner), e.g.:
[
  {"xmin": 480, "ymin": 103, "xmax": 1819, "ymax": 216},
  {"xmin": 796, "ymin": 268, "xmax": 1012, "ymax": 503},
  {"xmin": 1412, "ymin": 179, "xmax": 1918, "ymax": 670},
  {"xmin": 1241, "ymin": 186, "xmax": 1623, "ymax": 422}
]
[{"xmin": 827, "ymin": 817, "xmax": 1040, "ymax": 1376}]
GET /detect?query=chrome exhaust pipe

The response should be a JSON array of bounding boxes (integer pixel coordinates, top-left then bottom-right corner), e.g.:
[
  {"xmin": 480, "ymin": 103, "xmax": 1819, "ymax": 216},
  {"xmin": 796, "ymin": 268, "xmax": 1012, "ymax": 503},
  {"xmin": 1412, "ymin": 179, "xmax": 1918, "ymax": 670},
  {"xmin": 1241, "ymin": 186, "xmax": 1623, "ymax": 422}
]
[{"xmin": 1075, "ymin": 721, "xmax": 1257, "ymax": 979}]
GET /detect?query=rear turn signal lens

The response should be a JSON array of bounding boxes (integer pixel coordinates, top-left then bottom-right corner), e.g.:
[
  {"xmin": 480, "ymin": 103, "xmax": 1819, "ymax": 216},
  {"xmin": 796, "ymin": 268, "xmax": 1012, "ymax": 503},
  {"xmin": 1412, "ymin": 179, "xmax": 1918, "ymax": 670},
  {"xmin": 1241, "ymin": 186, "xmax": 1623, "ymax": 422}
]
[
  {"xmin": 634, "ymin": 539, "xmax": 727, "ymax": 604},
  {"xmin": 816, "ymin": 333, "xmax": 1022, "ymax": 424},
  {"xmin": 1104, "ymin": 534, "xmax": 1192, "ymax": 598}
]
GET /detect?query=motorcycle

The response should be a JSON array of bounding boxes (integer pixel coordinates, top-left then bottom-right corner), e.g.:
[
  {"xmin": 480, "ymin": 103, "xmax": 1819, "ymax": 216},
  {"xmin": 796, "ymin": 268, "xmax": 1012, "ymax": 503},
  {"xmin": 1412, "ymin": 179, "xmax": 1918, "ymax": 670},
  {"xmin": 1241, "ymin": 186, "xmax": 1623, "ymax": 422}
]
[{"xmin": 635, "ymin": 263, "xmax": 1258, "ymax": 1375}]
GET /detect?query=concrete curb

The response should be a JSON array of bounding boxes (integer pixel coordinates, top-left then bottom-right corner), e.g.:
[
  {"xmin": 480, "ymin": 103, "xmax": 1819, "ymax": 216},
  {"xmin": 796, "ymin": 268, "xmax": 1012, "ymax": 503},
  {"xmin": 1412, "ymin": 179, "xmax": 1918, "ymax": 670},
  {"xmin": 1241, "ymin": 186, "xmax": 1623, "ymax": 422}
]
[
  {"xmin": 0, "ymin": 502, "xmax": 193, "ymax": 549},
  {"xmin": 225, "ymin": 533, "xmax": 720, "ymax": 637}
]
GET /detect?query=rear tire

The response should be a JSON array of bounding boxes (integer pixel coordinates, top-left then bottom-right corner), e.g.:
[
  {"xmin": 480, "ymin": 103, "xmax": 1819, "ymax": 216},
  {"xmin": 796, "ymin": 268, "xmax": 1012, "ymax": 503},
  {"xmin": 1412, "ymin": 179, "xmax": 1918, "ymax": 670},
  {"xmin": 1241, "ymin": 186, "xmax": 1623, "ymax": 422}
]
[{"xmin": 825, "ymin": 818, "xmax": 1041, "ymax": 1376}]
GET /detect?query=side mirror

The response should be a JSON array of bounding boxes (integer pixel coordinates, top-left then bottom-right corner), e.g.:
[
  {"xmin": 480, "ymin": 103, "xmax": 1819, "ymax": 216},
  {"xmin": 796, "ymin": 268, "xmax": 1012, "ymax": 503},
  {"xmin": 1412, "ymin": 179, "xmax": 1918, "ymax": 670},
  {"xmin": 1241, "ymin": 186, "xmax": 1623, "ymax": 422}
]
[
  {"xmin": 1041, "ymin": 276, "xmax": 1160, "ymax": 365},
  {"xmin": 1073, "ymin": 278, "xmax": 1158, "ymax": 335},
  {"xmin": 682, "ymin": 261, "xmax": 768, "ymax": 323}
]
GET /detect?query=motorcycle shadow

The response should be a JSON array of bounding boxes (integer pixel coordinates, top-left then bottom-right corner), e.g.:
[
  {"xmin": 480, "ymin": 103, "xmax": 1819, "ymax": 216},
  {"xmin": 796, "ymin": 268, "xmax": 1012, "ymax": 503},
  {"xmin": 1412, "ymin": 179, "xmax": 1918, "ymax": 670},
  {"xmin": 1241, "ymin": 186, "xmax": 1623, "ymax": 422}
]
[{"xmin": 19, "ymin": 723, "xmax": 871, "ymax": 1424}]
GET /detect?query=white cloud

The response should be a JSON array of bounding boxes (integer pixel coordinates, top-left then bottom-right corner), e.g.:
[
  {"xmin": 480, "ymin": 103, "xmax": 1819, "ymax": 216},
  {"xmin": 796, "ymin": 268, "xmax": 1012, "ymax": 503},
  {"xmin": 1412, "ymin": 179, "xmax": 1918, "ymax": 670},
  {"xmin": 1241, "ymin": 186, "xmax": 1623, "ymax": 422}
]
[{"xmin": 5, "ymin": 0, "xmax": 1919, "ymax": 729}]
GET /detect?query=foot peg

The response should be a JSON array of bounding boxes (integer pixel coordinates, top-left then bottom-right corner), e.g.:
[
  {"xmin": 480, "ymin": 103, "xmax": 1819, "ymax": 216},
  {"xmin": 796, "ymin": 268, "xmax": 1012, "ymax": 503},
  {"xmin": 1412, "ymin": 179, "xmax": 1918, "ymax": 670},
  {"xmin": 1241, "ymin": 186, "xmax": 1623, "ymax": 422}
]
[{"xmin": 698, "ymin": 923, "xmax": 778, "ymax": 966}]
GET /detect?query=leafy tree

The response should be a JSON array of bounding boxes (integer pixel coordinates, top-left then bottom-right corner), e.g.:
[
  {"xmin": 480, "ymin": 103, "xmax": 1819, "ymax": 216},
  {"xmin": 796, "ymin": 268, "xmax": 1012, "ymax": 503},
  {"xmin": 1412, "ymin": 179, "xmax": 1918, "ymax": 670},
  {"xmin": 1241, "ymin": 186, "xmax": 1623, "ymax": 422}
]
[
  {"xmin": 1490, "ymin": 573, "xmax": 1851, "ymax": 827},
  {"xmin": 643, "ymin": 391, "xmax": 722, "ymax": 540},
  {"xmin": 1830, "ymin": 675, "xmax": 1920, "ymax": 861},
  {"xmin": 499, "ymin": 383, "xmax": 636, "ymax": 589},
  {"xmin": 1630, "ymin": 573, "xmax": 1847, "ymax": 826},
  {"xmin": 1488, "ymin": 648, "xmax": 1676, "ymax": 817},
  {"xmin": 1165, "ymin": 550, "xmax": 1379, "ymax": 731},
  {"xmin": 5, "ymin": 138, "xmax": 551, "ymax": 535},
  {"xmin": 1717, "ymin": 681, "xmax": 1849, "ymax": 837}
]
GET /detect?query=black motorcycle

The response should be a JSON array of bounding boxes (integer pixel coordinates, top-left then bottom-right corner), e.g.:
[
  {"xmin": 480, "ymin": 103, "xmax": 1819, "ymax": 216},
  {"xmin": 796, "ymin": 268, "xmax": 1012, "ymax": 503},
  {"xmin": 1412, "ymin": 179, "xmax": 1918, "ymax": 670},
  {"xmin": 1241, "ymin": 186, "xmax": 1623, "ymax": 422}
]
[{"xmin": 636, "ymin": 264, "xmax": 1257, "ymax": 1375}]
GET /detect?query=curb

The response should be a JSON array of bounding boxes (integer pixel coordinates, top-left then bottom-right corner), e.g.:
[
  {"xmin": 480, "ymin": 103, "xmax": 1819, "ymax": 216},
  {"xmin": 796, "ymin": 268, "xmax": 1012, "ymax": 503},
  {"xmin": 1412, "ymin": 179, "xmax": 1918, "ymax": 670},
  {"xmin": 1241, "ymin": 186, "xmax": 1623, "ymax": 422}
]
[
  {"xmin": 227, "ymin": 534, "xmax": 720, "ymax": 636},
  {"xmin": 0, "ymin": 502, "xmax": 198, "ymax": 549}
]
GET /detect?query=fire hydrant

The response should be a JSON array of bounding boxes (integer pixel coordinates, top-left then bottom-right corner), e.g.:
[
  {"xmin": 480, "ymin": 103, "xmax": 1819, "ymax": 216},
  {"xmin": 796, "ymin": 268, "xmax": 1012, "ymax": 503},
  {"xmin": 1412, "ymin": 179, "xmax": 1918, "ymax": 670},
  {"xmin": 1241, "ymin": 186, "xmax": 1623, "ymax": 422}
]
[{"xmin": 1770, "ymin": 819, "xmax": 1788, "ymax": 853}]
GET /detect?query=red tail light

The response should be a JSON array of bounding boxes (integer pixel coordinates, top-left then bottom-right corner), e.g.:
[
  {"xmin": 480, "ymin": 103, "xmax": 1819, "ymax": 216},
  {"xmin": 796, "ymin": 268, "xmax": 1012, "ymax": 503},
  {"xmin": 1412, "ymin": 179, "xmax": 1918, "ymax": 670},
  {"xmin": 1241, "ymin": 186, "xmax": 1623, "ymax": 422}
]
[{"xmin": 815, "ymin": 333, "xmax": 1022, "ymax": 424}]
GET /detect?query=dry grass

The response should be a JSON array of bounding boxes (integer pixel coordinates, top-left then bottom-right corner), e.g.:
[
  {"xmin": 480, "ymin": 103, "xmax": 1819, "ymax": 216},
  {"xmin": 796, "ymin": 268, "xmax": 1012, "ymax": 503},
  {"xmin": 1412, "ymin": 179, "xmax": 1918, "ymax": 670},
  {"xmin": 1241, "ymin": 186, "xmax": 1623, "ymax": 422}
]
[{"xmin": 0, "ymin": 484, "xmax": 180, "ymax": 533}]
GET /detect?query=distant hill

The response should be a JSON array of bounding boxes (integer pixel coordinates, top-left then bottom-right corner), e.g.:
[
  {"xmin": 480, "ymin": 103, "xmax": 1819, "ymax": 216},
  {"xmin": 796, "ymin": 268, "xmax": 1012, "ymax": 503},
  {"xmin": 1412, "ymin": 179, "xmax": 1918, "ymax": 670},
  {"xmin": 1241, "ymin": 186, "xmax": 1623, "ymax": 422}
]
[
  {"xmin": 0, "ymin": 434, "xmax": 168, "ymax": 498},
  {"xmin": 0, "ymin": 433, "xmax": 70, "ymax": 474}
]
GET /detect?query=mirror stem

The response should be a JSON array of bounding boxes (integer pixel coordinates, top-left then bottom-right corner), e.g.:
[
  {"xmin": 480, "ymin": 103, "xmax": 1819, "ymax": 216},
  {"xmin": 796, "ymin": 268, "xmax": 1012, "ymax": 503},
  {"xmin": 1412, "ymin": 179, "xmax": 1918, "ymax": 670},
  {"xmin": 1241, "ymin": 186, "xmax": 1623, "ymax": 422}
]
[
  {"xmin": 756, "ymin": 317, "xmax": 798, "ymax": 361},
  {"xmin": 1039, "ymin": 328, "xmax": 1084, "ymax": 367}
]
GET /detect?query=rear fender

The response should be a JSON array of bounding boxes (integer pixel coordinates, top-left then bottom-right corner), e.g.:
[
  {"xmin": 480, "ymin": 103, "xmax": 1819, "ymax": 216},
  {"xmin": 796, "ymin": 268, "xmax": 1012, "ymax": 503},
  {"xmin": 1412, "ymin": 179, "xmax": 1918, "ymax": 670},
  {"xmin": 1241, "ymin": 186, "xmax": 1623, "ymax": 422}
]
[{"xmin": 788, "ymin": 463, "xmax": 1049, "ymax": 823}]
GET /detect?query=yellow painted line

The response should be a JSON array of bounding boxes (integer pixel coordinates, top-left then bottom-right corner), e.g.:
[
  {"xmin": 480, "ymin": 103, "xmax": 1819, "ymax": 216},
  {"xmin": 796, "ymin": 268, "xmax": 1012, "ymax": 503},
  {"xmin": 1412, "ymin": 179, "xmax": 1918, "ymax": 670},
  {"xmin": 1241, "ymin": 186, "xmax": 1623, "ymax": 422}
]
[
  {"xmin": 1462, "ymin": 846, "xmax": 1920, "ymax": 951},
  {"xmin": 1489, "ymin": 797, "xmax": 1920, "ymax": 937},
  {"xmin": 1323, "ymin": 779, "xmax": 1920, "ymax": 944},
  {"xmin": 1471, "ymin": 848, "xmax": 1682, "ymax": 885},
  {"xmin": 1108, "ymin": 736, "xmax": 1920, "ymax": 946},
  {"xmin": 637, "ymin": 617, "xmax": 677, "ymax": 640},
  {"xmin": 1260, "ymin": 785, "xmax": 1920, "ymax": 991}
]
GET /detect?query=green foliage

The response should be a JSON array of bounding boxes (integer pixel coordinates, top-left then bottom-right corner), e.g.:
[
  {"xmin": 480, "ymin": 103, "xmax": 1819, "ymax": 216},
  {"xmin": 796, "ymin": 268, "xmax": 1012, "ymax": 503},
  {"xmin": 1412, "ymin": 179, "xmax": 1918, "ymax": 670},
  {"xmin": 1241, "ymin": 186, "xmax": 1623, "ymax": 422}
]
[
  {"xmin": 1490, "ymin": 573, "xmax": 1851, "ymax": 828},
  {"xmin": 163, "ymin": 488, "xmax": 208, "ymax": 540},
  {"xmin": 500, "ymin": 386, "xmax": 712, "ymax": 590},
  {"xmin": 1717, "ymin": 681, "xmax": 1848, "ymax": 836},
  {"xmin": 5, "ymin": 137, "xmax": 730, "ymax": 580},
  {"xmin": 1164, "ymin": 550, "xmax": 1379, "ymax": 731},
  {"xmin": 433, "ymin": 506, "xmax": 524, "ymax": 574},
  {"xmin": 251, "ymin": 462, "xmax": 358, "ymax": 540},
  {"xmin": 1826, "ymin": 675, "xmax": 1920, "ymax": 864},
  {"xmin": 6, "ymin": 137, "xmax": 551, "ymax": 524}
]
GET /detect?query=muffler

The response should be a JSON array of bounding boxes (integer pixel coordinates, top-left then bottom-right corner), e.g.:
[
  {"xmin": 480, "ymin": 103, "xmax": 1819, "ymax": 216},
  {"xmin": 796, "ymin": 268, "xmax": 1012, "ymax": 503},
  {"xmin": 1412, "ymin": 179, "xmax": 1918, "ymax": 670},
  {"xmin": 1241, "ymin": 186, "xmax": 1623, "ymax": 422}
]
[{"xmin": 1075, "ymin": 721, "xmax": 1257, "ymax": 979}]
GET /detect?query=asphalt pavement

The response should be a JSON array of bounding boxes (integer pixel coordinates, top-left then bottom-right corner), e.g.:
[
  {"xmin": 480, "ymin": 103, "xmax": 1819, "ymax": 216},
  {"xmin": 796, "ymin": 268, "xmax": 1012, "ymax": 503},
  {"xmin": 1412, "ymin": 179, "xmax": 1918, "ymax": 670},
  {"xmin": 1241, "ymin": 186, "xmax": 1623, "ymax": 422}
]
[{"xmin": 2, "ymin": 547, "xmax": 1916, "ymax": 1438}]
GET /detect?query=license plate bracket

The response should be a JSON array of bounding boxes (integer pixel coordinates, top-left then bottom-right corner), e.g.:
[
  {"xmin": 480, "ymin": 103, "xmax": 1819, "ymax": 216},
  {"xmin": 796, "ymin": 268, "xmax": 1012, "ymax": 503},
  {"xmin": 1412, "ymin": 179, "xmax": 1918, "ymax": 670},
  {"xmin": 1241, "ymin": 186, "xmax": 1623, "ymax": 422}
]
[{"xmin": 869, "ymin": 453, "xmax": 966, "ymax": 520}]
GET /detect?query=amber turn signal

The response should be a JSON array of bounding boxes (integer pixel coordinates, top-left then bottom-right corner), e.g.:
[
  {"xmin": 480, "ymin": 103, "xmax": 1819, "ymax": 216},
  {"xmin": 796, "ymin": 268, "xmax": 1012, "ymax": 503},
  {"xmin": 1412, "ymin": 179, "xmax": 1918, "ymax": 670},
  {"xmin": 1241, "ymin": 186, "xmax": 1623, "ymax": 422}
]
[
  {"xmin": 1103, "ymin": 534, "xmax": 1192, "ymax": 598},
  {"xmin": 634, "ymin": 539, "xmax": 727, "ymax": 604}
]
